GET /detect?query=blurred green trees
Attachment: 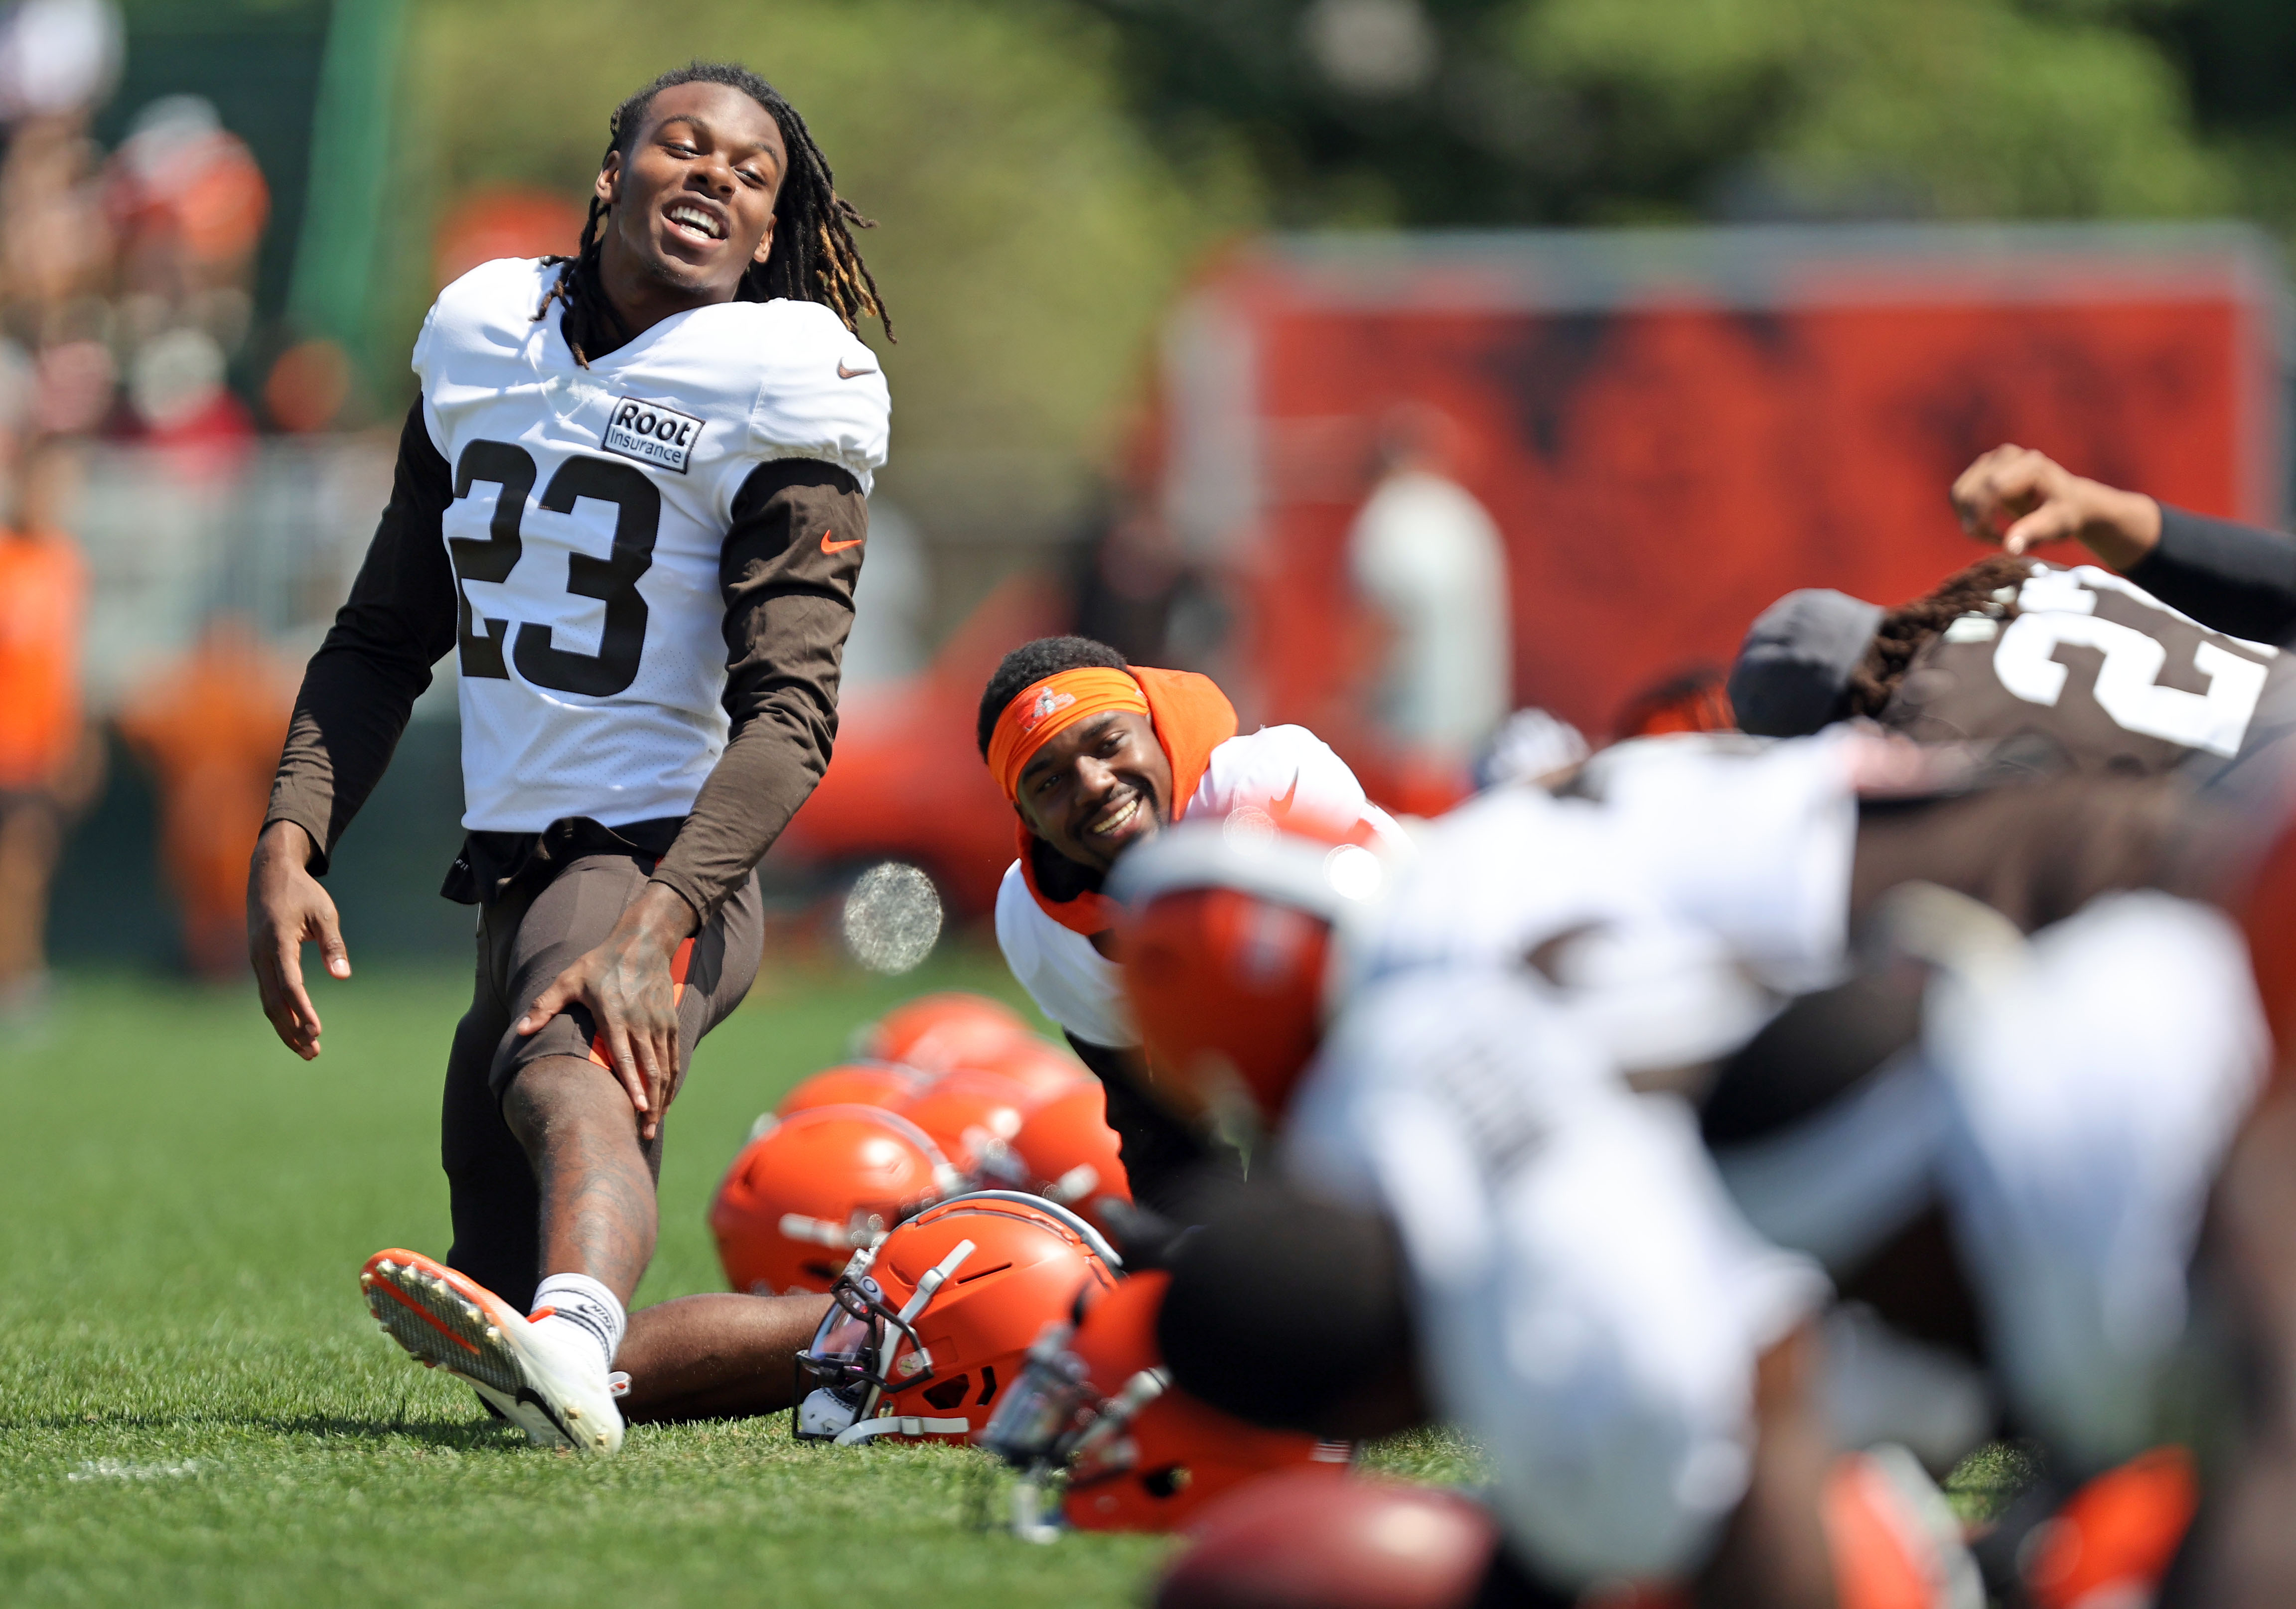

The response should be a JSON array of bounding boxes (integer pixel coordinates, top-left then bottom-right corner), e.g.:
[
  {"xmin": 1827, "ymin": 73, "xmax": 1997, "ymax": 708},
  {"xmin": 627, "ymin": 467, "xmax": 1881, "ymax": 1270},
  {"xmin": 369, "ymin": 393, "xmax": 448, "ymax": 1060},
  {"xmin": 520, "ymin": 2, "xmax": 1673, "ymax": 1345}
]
[
  {"xmin": 1077, "ymin": 0, "xmax": 2281, "ymax": 228},
  {"xmin": 377, "ymin": 0, "xmax": 1253, "ymax": 524}
]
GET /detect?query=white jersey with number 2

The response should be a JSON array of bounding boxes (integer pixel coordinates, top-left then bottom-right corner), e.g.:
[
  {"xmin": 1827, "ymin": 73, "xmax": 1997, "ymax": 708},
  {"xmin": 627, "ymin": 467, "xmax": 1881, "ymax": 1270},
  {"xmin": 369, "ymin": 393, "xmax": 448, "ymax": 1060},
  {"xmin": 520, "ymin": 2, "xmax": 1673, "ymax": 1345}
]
[{"xmin": 415, "ymin": 257, "xmax": 890, "ymax": 832}]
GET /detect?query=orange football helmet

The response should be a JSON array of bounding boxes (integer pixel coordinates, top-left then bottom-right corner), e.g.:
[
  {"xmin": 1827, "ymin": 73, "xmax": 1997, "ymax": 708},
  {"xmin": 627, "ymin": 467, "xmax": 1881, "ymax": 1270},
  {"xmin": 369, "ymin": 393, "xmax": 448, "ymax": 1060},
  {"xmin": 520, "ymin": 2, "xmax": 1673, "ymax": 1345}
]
[
  {"xmin": 775, "ymin": 1060, "xmax": 930, "ymax": 1117},
  {"xmin": 1001, "ymin": 1079, "xmax": 1132, "ymax": 1232},
  {"xmin": 897, "ymin": 1068, "xmax": 1037, "ymax": 1178},
  {"xmin": 861, "ymin": 990, "xmax": 1032, "ymax": 1074},
  {"xmin": 980, "ymin": 1269, "xmax": 1351, "ymax": 1535},
  {"xmin": 1109, "ymin": 812, "xmax": 1392, "ymax": 1130},
  {"xmin": 794, "ymin": 1191, "xmax": 1121, "ymax": 1445},
  {"xmin": 963, "ymin": 1034, "xmax": 1094, "ymax": 1101},
  {"xmin": 708, "ymin": 1105, "xmax": 961, "ymax": 1296}
]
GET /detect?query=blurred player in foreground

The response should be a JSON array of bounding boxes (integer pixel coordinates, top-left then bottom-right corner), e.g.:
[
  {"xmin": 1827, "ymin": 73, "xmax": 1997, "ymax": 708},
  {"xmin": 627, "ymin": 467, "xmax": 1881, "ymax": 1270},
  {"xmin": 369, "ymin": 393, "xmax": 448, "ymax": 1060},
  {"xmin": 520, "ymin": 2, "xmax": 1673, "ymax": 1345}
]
[
  {"xmin": 978, "ymin": 635, "xmax": 1406, "ymax": 1208},
  {"xmin": 0, "ymin": 438, "xmax": 95, "ymax": 1015},
  {"xmin": 247, "ymin": 63, "xmax": 890, "ymax": 1452},
  {"xmin": 1112, "ymin": 741, "xmax": 2270, "ymax": 1604}
]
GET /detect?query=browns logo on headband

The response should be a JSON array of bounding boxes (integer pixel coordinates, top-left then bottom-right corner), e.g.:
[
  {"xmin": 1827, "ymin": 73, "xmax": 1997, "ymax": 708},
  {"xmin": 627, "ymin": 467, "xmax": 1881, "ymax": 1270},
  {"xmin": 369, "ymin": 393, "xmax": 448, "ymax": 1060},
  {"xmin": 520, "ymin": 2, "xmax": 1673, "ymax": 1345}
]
[
  {"xmin": 986, "ymin": 663, "xmax": 1240, "ymax": 937},
  {"xmin": 987, "ymin": 670, "xmax": 1152, "ymax": 804}
]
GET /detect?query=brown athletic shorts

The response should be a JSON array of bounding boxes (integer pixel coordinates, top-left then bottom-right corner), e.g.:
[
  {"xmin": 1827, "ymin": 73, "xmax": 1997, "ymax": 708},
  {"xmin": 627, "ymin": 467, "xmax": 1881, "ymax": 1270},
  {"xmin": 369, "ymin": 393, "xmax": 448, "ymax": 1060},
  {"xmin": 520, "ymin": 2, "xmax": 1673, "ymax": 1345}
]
[
  {"xmin": 437, "ymin": 847, "xmax": 762, "ymax": 1308},
  {"xmin": 462, "ymin": 849, "xmax": 765, "ymax": 1102}
]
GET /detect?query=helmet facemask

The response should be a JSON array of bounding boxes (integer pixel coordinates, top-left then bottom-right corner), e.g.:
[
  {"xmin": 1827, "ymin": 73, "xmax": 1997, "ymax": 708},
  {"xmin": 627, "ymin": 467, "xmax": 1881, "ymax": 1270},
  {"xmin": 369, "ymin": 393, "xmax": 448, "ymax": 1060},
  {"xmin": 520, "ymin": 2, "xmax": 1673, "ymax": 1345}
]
[
  {"xmin": 980, "ymin": 1311, "xmax": 1172, "ymax": 1538},
  {"xmin": 792, "ymin": 1237, "xmax": 977, "ymax": 1442}
]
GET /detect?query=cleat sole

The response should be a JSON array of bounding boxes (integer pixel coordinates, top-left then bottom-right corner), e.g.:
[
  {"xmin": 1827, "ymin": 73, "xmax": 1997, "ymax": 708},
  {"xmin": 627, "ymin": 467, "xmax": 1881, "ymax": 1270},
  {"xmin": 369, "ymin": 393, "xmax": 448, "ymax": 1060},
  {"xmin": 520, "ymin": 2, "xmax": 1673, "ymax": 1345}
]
[{"xmin": 361, "ymin": 1255, "xmax": 522, "ymax": 1398}]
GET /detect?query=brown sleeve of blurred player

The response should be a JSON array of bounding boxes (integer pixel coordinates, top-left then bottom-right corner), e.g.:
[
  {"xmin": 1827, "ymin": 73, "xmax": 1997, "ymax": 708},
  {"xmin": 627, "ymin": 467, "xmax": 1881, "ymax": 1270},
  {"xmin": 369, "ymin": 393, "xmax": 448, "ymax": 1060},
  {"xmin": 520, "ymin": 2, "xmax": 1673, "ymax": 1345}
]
[
  {"xmin": 646, "ymin": 459, "xmax": 866, "ymax": 925},
  {"xmin": 263, "ymin": 401, "xmax": 457, "ymax": 874}
]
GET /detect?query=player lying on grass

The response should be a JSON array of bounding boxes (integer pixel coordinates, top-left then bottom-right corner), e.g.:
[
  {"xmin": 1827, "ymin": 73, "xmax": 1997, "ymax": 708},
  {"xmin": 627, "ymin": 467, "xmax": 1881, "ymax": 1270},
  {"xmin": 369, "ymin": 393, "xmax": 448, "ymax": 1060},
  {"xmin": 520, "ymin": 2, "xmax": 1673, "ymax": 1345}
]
[
  {"xmin": 976, "ymin": 635, "xmax": 1406, "ymax": 1209},
  {"xmin": 1111, "ymin": 755, "xmax": 2271, "ymax": 1604},
  {"xmin": 247, "ymin": 63, "xmax": 889, "ymax": 1451},
  {"xmin": 1728, "ymin": 552, "xmax": 2296, "ymax": 805}
]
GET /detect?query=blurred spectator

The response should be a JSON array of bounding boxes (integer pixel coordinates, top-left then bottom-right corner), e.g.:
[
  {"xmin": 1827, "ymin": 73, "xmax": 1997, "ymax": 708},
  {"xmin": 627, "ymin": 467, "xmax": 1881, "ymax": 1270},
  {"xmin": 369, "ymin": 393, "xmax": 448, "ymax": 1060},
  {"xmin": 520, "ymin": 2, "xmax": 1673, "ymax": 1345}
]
[
  {"xmin": 262, "ymin": 337, "xmax": 352, "ymax": 433},
  {"xmin": 105, "ymin": 95, "xmax": 267, "ymax": 311},
  {"xmin": 0, "ymin": 437, "xmax": 98, "ymax": 1013},
  {"xmin": 432, "ymin": 185, "xmax": 583, "ymax": 289},
  {"xmin": 0, "ymin": 0, "xmax": 120, "ymax": 125},
  {"xmin": 1346, "ymin": 403, "xmax": 1511, "ymax": 814},
  {"xmin": 116, "ymin": 616, "xmax": 292, "ymax": 980},
  {"xmin": 126, "ymin": 322, "xmax": 252, "ymax": 467},
  {"xmin": 0, "ymin": 101, "xmax": 110, "ymax": 327},
  {"xmin": 31, "ymin": 329, "xmax": 108, "ymax": 434}
]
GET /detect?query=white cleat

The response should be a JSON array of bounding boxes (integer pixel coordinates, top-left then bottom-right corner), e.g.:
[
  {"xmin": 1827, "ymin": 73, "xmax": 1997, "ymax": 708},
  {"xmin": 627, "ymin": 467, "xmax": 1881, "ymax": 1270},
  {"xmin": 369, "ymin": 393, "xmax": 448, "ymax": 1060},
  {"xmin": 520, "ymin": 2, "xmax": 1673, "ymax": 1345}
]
[{"xmin": 360, "ymin": 1248, "xmax": 624, "ymax": 1455}]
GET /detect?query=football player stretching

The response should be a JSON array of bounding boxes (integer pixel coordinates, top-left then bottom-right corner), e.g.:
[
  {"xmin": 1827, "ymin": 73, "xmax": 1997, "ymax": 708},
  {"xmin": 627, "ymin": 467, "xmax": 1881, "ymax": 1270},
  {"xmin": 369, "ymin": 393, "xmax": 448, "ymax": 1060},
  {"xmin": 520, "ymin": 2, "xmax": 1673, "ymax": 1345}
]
[{"xmin": 247, "ymin": 63, "xmax": 888, "ymax": 1452}]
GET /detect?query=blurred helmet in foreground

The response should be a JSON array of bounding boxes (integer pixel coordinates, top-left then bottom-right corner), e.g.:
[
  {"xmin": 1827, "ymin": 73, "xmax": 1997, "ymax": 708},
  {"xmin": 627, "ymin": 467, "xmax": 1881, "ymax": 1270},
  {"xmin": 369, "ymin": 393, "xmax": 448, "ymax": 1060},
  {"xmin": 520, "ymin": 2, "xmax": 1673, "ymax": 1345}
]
[
  {"xmin": 982, "ymin": 1269, "xmax": 1350, "ymax": 1537},
  {"xmin": 1110, "ymin": 811, "xmax": 1393, "ymax": 1131},
  {"xmin": 708, "ymin": 1105, "xmax": 959, "ymax": 1296},
  {"xmin": 794, "ymin": 1192, "xmax": 1120, "ymax": 1445}
]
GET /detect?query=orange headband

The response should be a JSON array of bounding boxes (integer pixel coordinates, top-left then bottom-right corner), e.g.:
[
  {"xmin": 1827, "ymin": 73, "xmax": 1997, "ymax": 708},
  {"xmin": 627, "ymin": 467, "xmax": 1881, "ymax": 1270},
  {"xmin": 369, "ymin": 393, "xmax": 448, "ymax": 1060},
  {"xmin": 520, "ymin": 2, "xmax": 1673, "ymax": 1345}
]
[{"xmin": 987, "ymin": 669, "xmax": 1150, "ymax": 803}]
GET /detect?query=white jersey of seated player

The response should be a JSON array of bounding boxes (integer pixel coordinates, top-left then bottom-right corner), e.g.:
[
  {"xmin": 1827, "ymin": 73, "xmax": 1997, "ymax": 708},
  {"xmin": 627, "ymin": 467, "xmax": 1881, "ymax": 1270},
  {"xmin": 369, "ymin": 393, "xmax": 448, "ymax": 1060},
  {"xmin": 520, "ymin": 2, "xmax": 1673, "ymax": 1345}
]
[
  {"xmin": 994, "ymin": 723, "xmax": 1407, "ymax": 1050},
  {"xmin": 416, "ymin": 256, "xmax": 890, "ymax": 831},
  {"xmin": 1281, "ymin": 965, "xmax": 1828, "ymax": 1588}
]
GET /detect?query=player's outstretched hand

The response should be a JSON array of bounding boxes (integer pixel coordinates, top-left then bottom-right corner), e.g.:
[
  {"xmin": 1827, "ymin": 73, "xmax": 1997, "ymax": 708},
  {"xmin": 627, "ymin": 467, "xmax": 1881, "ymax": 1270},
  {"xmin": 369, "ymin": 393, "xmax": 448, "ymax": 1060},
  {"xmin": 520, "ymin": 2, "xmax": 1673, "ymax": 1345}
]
[
  {"xmin": 518, "ymin": 884, "xmax": 697, "ymax": 1141},
  {"xmin": 1950, "ymin": 443, "xmax": 2162, "ymax": 570},
  {"xmin": 247, "ymin": 820, "xmax": 351, "ymax": 1061}
]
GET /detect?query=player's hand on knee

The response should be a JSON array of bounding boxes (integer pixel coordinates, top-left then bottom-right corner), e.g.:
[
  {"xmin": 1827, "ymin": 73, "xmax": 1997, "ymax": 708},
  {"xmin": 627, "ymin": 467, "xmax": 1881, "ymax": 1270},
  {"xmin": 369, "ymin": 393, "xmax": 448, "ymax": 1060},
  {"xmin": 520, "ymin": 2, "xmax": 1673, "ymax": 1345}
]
[
  {"xmin": 1950, "ymin": 443, "xmax": 2161, "ymax": 568},
  {"xmin": 246, "ymin": 820, "xmax": 350, "ymax": 1061},
  {"xmin": 518, "ymin": 884, "xmax": 695, "ymax": 1141}
]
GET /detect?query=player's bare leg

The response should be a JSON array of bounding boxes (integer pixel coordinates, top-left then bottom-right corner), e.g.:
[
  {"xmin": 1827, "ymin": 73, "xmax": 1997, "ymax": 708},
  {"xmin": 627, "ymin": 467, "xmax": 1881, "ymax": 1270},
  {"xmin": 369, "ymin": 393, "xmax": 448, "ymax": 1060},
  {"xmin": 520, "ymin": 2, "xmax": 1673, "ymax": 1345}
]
[
  {"xmin": 504, "ymin": 1052, "xmax": 841, "ymax": 1426},
  {"xmin": 360, "ymin": 1053, "xmax": 663, "ymax": 1455},
  {"xmin": 503, "ymin": 1053, "xmax": 664, "ymax": 1302},
  {"xmin": 615, "ymin": 1293, "xmax": 832, "ymax": 1422}
]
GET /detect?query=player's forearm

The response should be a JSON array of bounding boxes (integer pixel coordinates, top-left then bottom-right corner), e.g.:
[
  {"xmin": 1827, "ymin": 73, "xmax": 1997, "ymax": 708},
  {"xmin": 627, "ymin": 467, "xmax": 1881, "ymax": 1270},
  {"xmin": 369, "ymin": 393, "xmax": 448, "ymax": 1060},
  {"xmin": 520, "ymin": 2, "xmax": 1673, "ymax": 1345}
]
[{"xmin": 2126, "ymin": 505, "xmax": 2296, "ymax": 647}]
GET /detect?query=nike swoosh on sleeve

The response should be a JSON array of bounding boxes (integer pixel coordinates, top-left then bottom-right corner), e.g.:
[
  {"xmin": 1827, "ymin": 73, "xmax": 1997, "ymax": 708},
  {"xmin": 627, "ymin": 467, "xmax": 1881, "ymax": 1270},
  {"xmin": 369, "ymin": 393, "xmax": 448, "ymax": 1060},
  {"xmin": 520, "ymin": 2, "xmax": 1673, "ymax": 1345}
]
[
  {"xmin": 836, "ymin": 361, "xmax": 878, "ymax": 380},
  {"xmin": 821, "ymin": 530, "xmax": 864, "ymax": 553}
]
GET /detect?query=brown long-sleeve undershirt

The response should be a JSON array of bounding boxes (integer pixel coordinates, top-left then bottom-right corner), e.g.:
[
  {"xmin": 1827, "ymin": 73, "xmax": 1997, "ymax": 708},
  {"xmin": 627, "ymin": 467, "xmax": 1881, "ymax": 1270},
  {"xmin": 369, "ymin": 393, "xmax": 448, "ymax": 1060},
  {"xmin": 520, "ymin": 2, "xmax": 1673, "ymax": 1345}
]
[{"xmin": 264, "ymin": 399, "xmax": 866, "ymax": 924}]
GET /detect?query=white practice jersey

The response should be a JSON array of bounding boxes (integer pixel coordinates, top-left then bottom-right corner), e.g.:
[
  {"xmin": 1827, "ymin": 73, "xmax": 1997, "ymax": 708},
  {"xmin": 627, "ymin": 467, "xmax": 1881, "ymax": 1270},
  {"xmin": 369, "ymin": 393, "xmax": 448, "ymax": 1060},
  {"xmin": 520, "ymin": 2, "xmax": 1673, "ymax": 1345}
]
[
  {"xmin": 1283, "ymin": 968, "xmax": 1827, "ymax": 1586},
  {"xmin": 996, "ymin": 723, "xmax": 1407, "ymax": 1048},
  {"xmin": 416, "ymin": 258, "xmax": 890, "ymax": 830},
  {"xmin": 1352, "ymin": 732, "xmax": 1870, "ymax": 1074}
]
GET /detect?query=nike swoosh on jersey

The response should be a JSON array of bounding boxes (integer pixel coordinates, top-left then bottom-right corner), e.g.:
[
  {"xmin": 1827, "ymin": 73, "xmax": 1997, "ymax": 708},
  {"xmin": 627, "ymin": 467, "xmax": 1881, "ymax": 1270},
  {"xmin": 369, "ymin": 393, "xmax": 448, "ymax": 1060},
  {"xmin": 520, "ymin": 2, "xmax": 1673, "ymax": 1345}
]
[
  {"xmin": 837, "ymin": 361, "xmax": 878, "ymax": 380},
  {"xmin": 821, "ymin": 531, "xmax": 864, "ymax": 553}
]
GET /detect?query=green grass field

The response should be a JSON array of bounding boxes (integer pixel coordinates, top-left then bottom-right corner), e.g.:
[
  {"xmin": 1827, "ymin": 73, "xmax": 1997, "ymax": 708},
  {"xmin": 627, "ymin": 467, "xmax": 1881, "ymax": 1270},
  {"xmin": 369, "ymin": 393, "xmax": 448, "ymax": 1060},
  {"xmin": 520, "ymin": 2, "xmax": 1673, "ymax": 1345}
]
[{"xmin": 0, "ymin": 947, "xmax": 1473, "ymax": 1608}]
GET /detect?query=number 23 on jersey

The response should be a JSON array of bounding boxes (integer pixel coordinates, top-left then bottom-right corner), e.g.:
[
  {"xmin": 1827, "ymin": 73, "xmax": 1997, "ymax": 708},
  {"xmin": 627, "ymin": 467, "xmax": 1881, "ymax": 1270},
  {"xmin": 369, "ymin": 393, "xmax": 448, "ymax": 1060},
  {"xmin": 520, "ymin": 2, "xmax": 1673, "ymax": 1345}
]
[{"xmin": 447, "ymin": 439, "xmax": 662, "ymax": 698}]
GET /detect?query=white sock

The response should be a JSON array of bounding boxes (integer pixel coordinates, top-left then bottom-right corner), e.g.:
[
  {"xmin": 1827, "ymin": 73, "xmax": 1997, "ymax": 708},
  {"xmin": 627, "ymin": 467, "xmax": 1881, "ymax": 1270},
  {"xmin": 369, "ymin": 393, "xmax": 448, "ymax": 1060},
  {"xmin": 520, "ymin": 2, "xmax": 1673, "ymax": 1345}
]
[{"xmin": 530, "ymin": 1273, "xmax": 625, "ymax": 1372}]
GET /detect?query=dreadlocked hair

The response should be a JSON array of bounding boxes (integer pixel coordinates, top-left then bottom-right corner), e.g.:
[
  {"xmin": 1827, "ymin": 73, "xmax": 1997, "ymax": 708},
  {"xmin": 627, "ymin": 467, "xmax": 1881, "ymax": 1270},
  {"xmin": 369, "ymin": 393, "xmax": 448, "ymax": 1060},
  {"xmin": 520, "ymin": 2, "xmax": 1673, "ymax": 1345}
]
[
  {"xmin": 535, "ymin": 60, "xmax": 891, "ymax": 366},
  {"xmin": 1843, "ymin": 553, "xmax": 2035, "ymax": 718}
]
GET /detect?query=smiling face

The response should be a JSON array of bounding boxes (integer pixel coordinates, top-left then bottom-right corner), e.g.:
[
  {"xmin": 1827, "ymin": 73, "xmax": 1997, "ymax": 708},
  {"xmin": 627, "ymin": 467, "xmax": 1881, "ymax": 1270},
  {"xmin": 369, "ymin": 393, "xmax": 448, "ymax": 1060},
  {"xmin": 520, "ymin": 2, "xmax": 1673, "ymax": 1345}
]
[
  {"xmin": 594, "ymin": 80, "xmax": 786, "ymax": 321},
  {"xmin": 1015, "ymin": 711, "xmax": 1176, "ymax": 874}
]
